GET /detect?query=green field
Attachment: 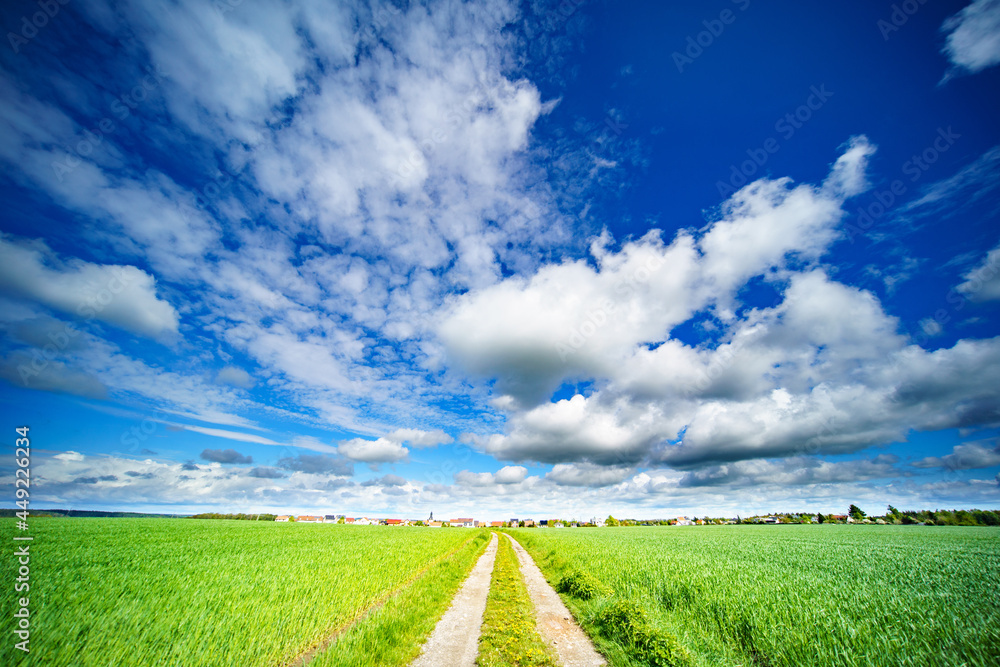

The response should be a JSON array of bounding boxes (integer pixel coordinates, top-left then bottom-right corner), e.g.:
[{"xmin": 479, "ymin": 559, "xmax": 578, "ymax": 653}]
[
  {"xmin": 510, "ymin": 525, "xmax": 1000, "ymax": 667},
  {"xmin": 5, "ymin": 519, "xmax": 999, "ymax": 667},
  {"xmin": 0, "ymin": 519, "xmax": 487, "ymax": 667}
]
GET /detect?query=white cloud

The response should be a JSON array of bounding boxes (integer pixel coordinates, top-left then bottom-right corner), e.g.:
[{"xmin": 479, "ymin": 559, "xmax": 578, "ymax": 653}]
[
  {"xmin": 178, "ymin": 425, "xmax": 280, "ymax": 447},
  {"xmin": 454, "ymin": 470, "xmax": 497, "ymax": 487},
  {"xmin": 477, "ymin": 394, "xmax": 669, "ymax": 465},
  {"xmin": 289, "ymin": 435, "xmax": 341, "ymax": 455},
  {"xmin": 912, "ymin": 440, "xmax": 1000, "ymax": 470},
  {"xmin": 439, "ymin": 138, "xmax": 875, "ymax": 405},
  {"xmin": 494, "ymin": 465, "xmax": 528, "ymax": 484},
  {"xmin": 0, "ymin": 235, "xmax": 178, "ymax": 339},
  {"xmin": 955, "ymin": 243, "xmax": 1000, "ymax": 302},
  {"xmin": 215, "ymin": 366, "xmax": 255, "ymax": 389},
  {"xmin": 29, "ymin": 447, "xmax": 1000, "ymax": 519},
  {"xmin": 387, "ymin": 428, "xmax": 454, "ymax": 448},
  {"xmin": 338, "ymin": 437, "xmax": 409, "ymax": 463},
  {"xmin": 941, "ymin": 0, "xmax": 1000, "ymax": 77}
]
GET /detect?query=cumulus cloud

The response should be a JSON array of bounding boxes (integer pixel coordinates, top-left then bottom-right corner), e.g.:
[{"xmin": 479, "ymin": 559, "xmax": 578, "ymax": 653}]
[
  {"xmin": 439, "ymin": 138, "xmax": 874, "ymax": 405},
  {"xmin": 387, "ymin": 428, "xmax": 454, "ymax": 448},
  {"xmin": 337, "ymin": 427, "xmax": 454, "ymax": 463},
  {"xmin": 912, "ymin": 440, "xmax": 1000, "ymax": 470},
  {"xmin": 0, "ymin": 234, "xmax": 179, "ymax": 339},
  {"xmin": 677, "ymin": 455, "xmax": 901, "ymax": 488},
  {"xmin": 955, "ymin": 243, "xmax": 1000, "ymax": 302},
  {"xmin": 338, "ymin": 437, "xmax": 409, "ymax": 463},
  {"xmin": 200, "ymin": 448, "xmax": 253, "ymax": 464},
  {"xmin": 215, "ymin": 366, "xmax": 255, "ymax": 389},
  {"xmin": 494, "ymin": 465, "xmax": 528, "ymax": 484},
  {"xmin": 29, "ymin": 448, "xmax": 999, "ymax": 519},
  {"xmin": 463, "ymin": 258, "xmax": 1000, "ymax": 472},
  {"xmin": 941, "ymin": 0, "xmax": 1000, "ymax": 77}
]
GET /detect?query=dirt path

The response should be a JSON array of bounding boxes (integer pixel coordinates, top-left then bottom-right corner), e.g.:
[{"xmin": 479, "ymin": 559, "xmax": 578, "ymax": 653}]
[
  {"xmin": 505, "ymin": 534, "xmax": 606, "ymax": 667},
  {"xmin": 410, "ymin": 532, "xmax": 499, "ymax": 667}
]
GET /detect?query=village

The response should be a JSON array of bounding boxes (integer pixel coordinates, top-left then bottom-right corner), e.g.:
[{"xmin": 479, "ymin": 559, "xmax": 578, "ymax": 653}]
[{"xmin": 268, "ymin": 512, "xmax": 876, "ymax": 526}]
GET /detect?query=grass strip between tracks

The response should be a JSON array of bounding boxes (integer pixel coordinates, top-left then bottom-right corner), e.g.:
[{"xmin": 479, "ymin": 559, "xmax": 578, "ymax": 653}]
[{"xmin": 476, "ymin": 534, "xmax": 559, "ymax": 667}]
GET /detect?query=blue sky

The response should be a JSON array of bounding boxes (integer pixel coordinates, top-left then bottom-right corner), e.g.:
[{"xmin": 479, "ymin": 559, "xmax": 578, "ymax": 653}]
[{"xmin": 1, "ymin": 0, "xmax": 999, "ymax": 519}]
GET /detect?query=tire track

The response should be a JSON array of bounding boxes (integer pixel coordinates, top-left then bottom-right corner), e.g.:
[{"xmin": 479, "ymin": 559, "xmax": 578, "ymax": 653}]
[
  {"xmin": 504, "ymin": 534, "xmax": 606, "ymax": 667},
  {"xmin": 409, "ymin": 532, "xmax": 499, "ymax": 667},
  {"xmin": 284, "ymin": 533, "xmax": 484, "ymax": 667}
]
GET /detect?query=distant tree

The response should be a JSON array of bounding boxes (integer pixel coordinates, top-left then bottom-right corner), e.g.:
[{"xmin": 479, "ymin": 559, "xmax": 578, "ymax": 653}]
[
  {"xmin": 817, "ymin": 513, "xmax": 825, "ymax": 524},
  {"xmin": 337, "ymin": 517, "xmax": 345, "ymax": 524},
  {"xmin": 288, "ymin": 516, "xmax": 296, "ymax": 522},
  {"xmin": 848, "ymin": 504, "xmax": 866, "ymax": 522},
  {"xmin": 606, "ymin": 515, "xmax": 620, "ymax": 527}
]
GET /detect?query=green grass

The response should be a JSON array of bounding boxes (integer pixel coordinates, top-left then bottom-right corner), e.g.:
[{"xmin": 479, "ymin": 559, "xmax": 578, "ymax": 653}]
[
  {"xmin": 314, "ymin": 529, "xmax": 491, "ymax": 667},
  {"xmin": 476, "ymin": 534, "xmax": 558, "ymax": 667},
  {"xmin": 0, "ymin": 518, "xmax": 479, "ymax": 666},
  {"xmin": 510, "ymin": 525, "xmax": 1000, "ymax": 667}
]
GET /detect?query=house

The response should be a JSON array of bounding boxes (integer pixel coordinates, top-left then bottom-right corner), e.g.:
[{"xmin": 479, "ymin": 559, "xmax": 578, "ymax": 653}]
[
  {"xmin": 831, "ymin": 514, "xmax": 848, "ymax": 523},
  {"xmin": 355, "ymin": 518, "xmax": 373, "ymax": 526},
  {"xmin": 509, "ymin": 518, "xmax": 519, "ymax": 525},
  {"xmin": 275, "ymin": 515, "xmax": 291, "ymax": 522},
  {"xmin": 324, "ymin": 515, "xmax": 339, "ymax": 523},
  {"xmin": 523, "ymin": 519, "xmax": 536, "ymax": 527},
  {"xmin": 386, "ymin": 519, "xmax": 402, "ymax": 526},
  {"xmin": 427, "ymin": 521, "xmax": 443, "ymax": 527},
  {"xmin": 592, "ymin": 518, "xmax": 606, "ymax": 528},
  {"xmin": 675, "ymin": 517, "xmax": 692, "ymax": 526},
  {"xmin": 451, "ymin": 518, "xmax": 475, "ymax": 528},
  {"xmin": 490, "ymin": 521, "xmax": 503, "ymax": 527},
  {"xmin": 297, "ymin": 515, "xmax": 323, "ymax": 523}
]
